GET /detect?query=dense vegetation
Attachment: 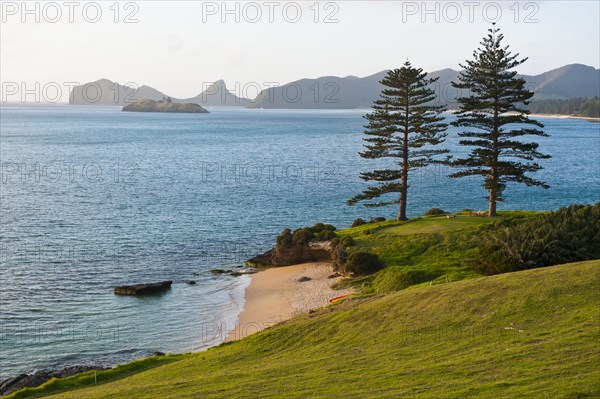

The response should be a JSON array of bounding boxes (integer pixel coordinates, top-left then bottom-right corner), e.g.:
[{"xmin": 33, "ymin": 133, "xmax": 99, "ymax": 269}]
[
  {"xmin": 336, "ymin": 211, "xmax": 533, "ymax": 293},
  {"xmin": 275, "ymin": 223, "xmax": 337, "ymax": 250},
  {"xmin": 273, "ymin": 204, "xmax": 598, "ymax": 294},
  {"xmin": 472, "ymin": 203, "xmax": 600, "ymax": 274},
  {"xmin": 14, "ymin": 260, "xmax": 600, "ymax": 399},
  {"xmin": 350, "ymin": 216, "xmax": 386, "ymax": 228},
  {"xmin": 335, "ymin": 204, "xmax": 599, "ymax": 293},
  {"xmin": 423, "ymin": 207, "xmax": 447, "ymax": 216},
  {"xmin": 528, "ymin": 97, "xmax": 600, "ymax": 118}
]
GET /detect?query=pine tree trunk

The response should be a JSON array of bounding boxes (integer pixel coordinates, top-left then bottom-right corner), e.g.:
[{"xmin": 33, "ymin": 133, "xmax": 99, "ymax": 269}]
[
  {"xmin": 398, "ymin": 191, "xmax": 407, "ymax": 221},
  {"xmin": 397, "ymin": 104, "xmax": 410, "ymax": 221},
  {"xmin": 488, "ymin": 189, "xmax": 497, "ymax": 217},
  {"xmin": 489, "ymin": 97, "xmax": 499, "ymax": 218}
]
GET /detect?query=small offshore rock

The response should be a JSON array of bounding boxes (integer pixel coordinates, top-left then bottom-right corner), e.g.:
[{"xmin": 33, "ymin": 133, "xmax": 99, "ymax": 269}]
[
  {"xmin": 210, "ymin": 269, "xmax": 232, "ymax": 274},
  {"xmin": 185, "ymin": 280, "xmax": 197, "ymax": 285},
  {"xmin": 114, "ymin": 281, "xmax": 172, "ymax": 296}
]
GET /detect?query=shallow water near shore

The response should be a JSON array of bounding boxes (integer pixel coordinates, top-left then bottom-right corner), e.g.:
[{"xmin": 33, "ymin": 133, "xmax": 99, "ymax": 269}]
[{"xmin": 1, "ymin": 105, "xmax": 599, "ymax": 379}]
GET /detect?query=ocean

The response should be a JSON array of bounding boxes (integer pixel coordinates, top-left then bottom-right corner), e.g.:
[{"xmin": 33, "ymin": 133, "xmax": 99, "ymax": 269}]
[{"xmin": 1, "ymin": 105, "xmax": 598, "ymax": 379}]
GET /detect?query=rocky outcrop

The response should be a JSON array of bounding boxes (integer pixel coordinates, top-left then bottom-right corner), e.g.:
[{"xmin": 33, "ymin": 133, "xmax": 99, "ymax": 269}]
[
  {"xmin": 114, "ymin": 281, "xmax": 172, "ymax": 295},
  {"xmin": 0, "ymin": 365, "xmax": 108, "ymax": 396},
  {"xmin": 122, "ymin": 99, "xmax": 208, "ymax": 113},
  {"xmin": 210, "ymin": 268, "xmax": 257, "ymax": 277},
  {"xmin": 246, "ymin": 241, "xmax": 333, "ymax": 267}
]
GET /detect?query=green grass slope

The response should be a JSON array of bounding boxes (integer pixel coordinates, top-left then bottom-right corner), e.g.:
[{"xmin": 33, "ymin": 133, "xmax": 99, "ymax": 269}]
[
  {"xmin": 17, "ymin": 259, "xmax": 600, "ymax": 399},
  {"xmin": 336, "ymin": 211, "xmax": 539, "ymax": 293}
]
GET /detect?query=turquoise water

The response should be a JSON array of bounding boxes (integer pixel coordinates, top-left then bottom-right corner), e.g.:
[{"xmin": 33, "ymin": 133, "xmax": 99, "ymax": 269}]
[{"xmin": 1, "ymin": 105, "xmax": 598, "ymax": 378}]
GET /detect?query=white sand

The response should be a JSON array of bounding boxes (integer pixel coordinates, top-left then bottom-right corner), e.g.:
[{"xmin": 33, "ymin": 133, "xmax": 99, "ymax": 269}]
[{"xmin": 225, "ymin": 262, "xmax": 354, "ymax": 341}]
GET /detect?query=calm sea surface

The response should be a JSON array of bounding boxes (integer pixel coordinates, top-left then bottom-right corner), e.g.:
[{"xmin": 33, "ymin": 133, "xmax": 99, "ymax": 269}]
[{"xmin": 1, "ymin": 105, "xmax": 598, "ymax": 378}]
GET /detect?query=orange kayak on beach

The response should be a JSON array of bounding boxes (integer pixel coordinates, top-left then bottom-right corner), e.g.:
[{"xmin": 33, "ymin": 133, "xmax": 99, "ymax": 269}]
[{"xmin": 328, "ymin": 294, "xmax": 354, "ymax": 303}]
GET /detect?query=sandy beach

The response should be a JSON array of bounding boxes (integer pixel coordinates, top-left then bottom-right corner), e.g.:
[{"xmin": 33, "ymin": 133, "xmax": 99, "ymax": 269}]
[
  {"xmin": 446, "ymin": 110, "xmax": 600, "ymax": 122},
  {"xmin": 225, "ymin": 262, "xmax": 354, "ymax": 341},
  {"xmin": 529, "ymin": 113, "xmax": 600, "ymax": 122}
]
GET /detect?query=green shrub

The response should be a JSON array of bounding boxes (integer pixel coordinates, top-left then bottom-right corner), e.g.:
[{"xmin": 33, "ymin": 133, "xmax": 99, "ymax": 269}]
[
  {"xmin": 344, "ymin": 252, "xmax": 383, "ymax": 276},
  {"xmin": 331, "ymin": 236, "xmax": 355, "ymax": 272},
  {"xmin": 372, "ymin": 267, "xmax": 441, "ymax": 293},
  {"xmin": 472, "ymin": 203, "xmax": 600, "ymax": 275},
  {"xmin": 340, "ymin": 236, "xmax": 355, "ymax": 247},
  {"xmin": 351, "ymin": 218, "xmax": 366, "ymax": 228},
  {"xmin": 276, "ymin": 228, "xmax": 293, "ymax": 248},
  {"xmin": 314, "ymin": 229, "xmax": 337, "ymax": 241},
  {"xmin": 292, "ymin": 228, "xmax": 314, "ymax": 246},
  {"xmin": 276, "ymin": 223, "xmax": 337, "ymax": 250},
  {"xmin": 424, "ymin": 208, "xmax": 447, "ymax": 216}
]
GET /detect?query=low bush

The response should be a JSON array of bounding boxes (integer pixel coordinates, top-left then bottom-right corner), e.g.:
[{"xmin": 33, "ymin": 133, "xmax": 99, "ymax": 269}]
[
  {"xmin": 331, "ymin": 236, "xmax": 355, "ymax": 273},
  {"xmin": 275, "ymin": 223, "xmax": 337, "ymax": 250},
  {"xmin": 314, "ymin": 228, "xmax": 337, "ymax": 241},
  {"xmin": 424, "ymin": 208, "xmax": 447, "ymax": 216},
  {"xmin": 351, "ymin": 218, "xmax": 366, "ymax": 228},
  {"xmin": 343, "ymin": 252, "xmax": 383, "ymax": 276},
  {"xmin": 472, "ymin": 203, "xmax": 600, "ymax": 275},
  {"xmin": 372, "ymin": 267, "xmax": 441, "ymax": 293},
  {"xmin": 276, "ymin": 228, "xmax": 293, "ymax": 248},
  {"xmin": 292, "ymin": 228, "xmax": 314, "ymax": 246}
]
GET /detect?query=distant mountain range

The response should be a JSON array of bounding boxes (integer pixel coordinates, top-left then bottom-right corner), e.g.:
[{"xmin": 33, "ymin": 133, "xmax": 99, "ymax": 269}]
[
  {"xmin": 69, "ymin": 79, "xmax": 250, "ymax": 106},
  {"xmin": 69, "ymin": 64, "xmax": 599, "ymax": 109}
]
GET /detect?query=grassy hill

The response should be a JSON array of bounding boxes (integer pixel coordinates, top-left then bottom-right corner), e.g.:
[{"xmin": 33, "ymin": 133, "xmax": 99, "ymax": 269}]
[
  {"xmin": 335, "ymin": 211, "xmax": 540, "ymax": 293},
  {"xmin": 11, "ymin": 259, "xmax": 599, "ymax": 399}
]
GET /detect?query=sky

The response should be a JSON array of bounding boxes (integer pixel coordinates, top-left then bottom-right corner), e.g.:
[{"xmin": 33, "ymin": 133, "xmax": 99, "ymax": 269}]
[{"xmin": 1, "ymin": 0, "xmax": 599, "ymax": 102}]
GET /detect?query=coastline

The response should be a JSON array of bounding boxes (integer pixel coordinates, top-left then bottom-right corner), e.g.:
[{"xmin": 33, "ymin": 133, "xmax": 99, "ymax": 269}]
[
  {"xmin": 225, "ymin": 262, "xmax": 354, "ymax": 342},
  {"xmin": 445, "ymin": 109, "xmax": 600, "ymax": 122},
  {"xmin": 525, "ymin": 113, "xmax": 599, "ymax": 122}
]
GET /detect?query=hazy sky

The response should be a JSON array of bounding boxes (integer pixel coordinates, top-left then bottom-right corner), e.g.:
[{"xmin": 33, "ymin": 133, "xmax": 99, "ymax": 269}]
[{"xmin": 1, "ymin": 1, "xmax": 599, "ymax": 102}]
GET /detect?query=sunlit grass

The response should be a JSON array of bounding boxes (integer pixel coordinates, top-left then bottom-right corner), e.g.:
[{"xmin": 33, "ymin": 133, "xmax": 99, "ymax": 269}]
[{"xmin": 20, "ymin": 260, "xmax": 599, "ymax": 399}]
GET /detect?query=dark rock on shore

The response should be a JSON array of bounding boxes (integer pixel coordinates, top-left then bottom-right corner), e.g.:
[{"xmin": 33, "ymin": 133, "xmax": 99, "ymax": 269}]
[
  {"xmin": 297, "ymin": 276, "xmax": 312, "ymax": 282},
  {"xmin": 246, "ymin": 241, "xmax": 332, "ymax": 267},
  {"xmin": 210, "ymin": 268, "xmax": 256, "ymax": 277},
  {"xmin": 0, "ymin": 365, "xmax": 108, "ymax": 396},
  {"xmin": 245, "ymin": 250, "xmax": 274, "ymax": 266},
  {"xmin": 122, "ymin": 99, "xmax": 209, "ymax": 113},
  {"xmin": 211, "ymin": 268, "xmax": 232, "ymax": 274},
  {"xmin": 114, "ymin": 281, "xmax": 172, "ymax": 295}
]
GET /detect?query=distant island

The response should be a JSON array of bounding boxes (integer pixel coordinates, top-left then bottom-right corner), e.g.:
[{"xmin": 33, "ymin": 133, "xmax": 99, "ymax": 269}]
[{"xmin": 122, "ymin": 98, "xmax": 209, "ymax": 113}]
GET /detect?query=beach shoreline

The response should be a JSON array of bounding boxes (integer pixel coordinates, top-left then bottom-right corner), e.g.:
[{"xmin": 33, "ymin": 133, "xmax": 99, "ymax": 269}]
[
  {"xmin": 528, "ymin": 113, "xmax": 600, "ymax": 122},
  {"xmin": 445, "ymin": 109, "xmax": 600, "ymax": 122},
  {"xmin": 225, "ymin": 262, "xmax": 354, "ymax": 342}
]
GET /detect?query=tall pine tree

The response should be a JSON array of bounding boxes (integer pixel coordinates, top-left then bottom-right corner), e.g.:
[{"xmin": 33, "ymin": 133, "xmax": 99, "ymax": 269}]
[
  {"xmin": 450, "ymin": 26, "xmax": 550, "ymax": 217},
  {"xmin": 348, "ymin": 61, "xmax": 447, "ymax": 221}
]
